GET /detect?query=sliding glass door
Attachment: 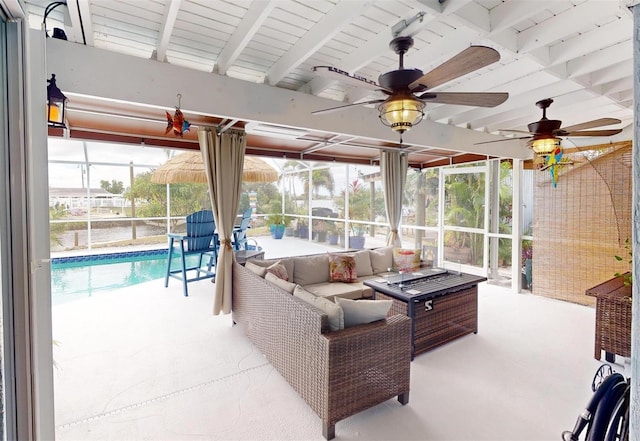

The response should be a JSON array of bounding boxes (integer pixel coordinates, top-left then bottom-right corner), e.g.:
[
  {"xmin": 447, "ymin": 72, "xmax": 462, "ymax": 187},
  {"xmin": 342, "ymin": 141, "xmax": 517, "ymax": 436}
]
[
  {"xmin": 0, "ymin": 9, "xmax": 55, "ymax": 438},
  {"xmin": 0, "ymin": 14, "xmax": 12, "ymax": 440}
]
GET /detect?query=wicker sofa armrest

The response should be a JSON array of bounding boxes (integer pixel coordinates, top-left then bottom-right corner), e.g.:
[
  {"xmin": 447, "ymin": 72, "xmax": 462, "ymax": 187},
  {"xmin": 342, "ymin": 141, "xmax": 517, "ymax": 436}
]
[
  {"xmin": 322, "ymin": 314, "xmax": 410, "ymax": 345},
  {"xmin": 320, "ymin": 314, "xmax": 411, "ymax": 438}
]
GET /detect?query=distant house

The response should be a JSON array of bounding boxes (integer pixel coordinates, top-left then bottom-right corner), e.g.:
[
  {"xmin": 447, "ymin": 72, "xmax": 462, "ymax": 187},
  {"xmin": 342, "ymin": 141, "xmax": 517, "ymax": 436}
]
[{"xmin": 49, "ymin": 188, "xmax": 128, "ymax": 212}]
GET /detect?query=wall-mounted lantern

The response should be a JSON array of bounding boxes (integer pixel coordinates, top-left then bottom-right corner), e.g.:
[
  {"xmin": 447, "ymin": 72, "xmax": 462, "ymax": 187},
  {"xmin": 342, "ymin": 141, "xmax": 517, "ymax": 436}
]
[{"xmin": 47, "ymin": 74, "xmax": 67, "ymax": 128}]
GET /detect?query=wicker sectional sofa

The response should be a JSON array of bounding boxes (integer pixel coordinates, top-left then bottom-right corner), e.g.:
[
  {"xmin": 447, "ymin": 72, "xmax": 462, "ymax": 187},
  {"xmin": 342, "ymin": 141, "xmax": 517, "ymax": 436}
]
[{"xmin": 231, "ymin": 247, "xmax": 412, "ymax": 440}]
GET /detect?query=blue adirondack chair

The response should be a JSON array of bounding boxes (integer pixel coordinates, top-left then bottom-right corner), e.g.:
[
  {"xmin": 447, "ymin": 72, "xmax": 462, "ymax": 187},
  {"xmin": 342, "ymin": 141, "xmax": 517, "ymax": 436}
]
[
  {"xmin": 232, "ymin": 207, "xmax": 252, "ymax": 251},
  {"xmin": 165, "ymin": 210, "xmax": 218, "ymax": 296}
]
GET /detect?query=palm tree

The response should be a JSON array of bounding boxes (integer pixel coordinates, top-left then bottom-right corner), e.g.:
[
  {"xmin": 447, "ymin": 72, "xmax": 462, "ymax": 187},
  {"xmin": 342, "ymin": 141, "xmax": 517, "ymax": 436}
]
[{"xmin": 310, "ymin": 168, "xmax": 334, "ymax": 197}]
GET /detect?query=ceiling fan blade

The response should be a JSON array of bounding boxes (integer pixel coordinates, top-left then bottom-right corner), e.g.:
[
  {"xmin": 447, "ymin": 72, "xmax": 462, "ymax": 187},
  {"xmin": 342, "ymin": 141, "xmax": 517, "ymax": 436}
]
[
  {"xmin": 311, "ymin": 99, "xmax": 384, "ymax": 115},
  {"xmin": 562, "ymin": 129, "xmax": 623, "ymax": 137},
  {"xmin": 418, "ymin": 92, "xmax": 508, "ymax": 107},
  {"xmin": 474, "ymin": 135, "xmax": 532, "ymax": 145},
  {"xmin": 559, "ymin": 118, "xmax": 622, "ymax": 133},
  {"xmin": 408, "ymin": 46, "xmax": 501, "ymax": 91},
  {"xmin": 498, "ymin": 129, "xmax": 533, "ymax": 134},
  {"xmin": 311, "ymin": 66, "xmax": 390, "ymax": 92}
]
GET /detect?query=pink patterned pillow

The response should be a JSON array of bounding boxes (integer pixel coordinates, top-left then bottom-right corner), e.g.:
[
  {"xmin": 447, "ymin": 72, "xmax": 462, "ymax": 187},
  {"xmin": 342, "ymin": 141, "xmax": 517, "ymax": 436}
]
[
  {"xmin": 328, "ymin": 253, "xmax": 357, "ymax": 283},
  {"xmin": 266, "ymin": 260, "xmax": 289, "ymax": 281},
  {"xmin": 392, "ymin": 248, "xmax": 421, "ymax": 272}
]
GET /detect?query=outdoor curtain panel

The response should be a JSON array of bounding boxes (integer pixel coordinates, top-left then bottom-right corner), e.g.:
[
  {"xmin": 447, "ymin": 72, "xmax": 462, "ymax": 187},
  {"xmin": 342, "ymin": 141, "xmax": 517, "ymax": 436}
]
[
  {"xmin": 381, "ymin": 150, "xmax": 408, "ymax": 247},
  {"xmin": 198, "ymin": 126, "xmax": 246, "ymax": 315}
]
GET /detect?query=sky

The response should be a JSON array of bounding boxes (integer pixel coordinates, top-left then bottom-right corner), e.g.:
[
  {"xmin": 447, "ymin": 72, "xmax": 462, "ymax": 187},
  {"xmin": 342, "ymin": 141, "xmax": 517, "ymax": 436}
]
[
  {"xmin": 48, "ymin": 138, "xmax": 170, "ymax": 188},
  {"xmin": 46, "ymin": 138, "xmax": 379, "ymax": 192}
]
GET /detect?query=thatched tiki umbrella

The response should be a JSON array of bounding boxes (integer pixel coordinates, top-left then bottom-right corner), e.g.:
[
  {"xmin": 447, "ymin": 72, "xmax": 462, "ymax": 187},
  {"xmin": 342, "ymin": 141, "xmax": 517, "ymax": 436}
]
[{"xmin": 151, "ymin": 151, "xmax": 279, "ymax": 184}]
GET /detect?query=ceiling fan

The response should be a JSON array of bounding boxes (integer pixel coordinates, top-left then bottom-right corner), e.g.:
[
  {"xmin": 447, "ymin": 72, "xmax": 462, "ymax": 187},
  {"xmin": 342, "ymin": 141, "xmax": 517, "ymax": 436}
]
[
  {"xmin": 479, "ymin": 98, "xmax": 623, "ymax": 156},
  {"xmin": 311, "ymin": 36, "xmax": 508, "ymax": 140}
]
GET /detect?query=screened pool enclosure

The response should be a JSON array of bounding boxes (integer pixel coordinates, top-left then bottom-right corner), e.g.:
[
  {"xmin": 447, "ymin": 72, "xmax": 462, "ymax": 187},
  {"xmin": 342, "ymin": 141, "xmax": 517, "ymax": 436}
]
[{"xmin": 48, "ymin": 137, "xmax": 534, "ymax": 292}]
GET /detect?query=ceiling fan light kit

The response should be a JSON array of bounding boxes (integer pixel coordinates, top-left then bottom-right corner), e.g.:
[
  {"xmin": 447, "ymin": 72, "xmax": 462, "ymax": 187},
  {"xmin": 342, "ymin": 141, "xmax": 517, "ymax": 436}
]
[
  {"xmin": 481, "ymin": 98, "xmax": 623, "ymax": 164},
  {"xmin": 530, "ymin": 137, "xmax": 561, "ymax": 157},
  {"xmin": 378, "ymin": 94, "xmax": 424, "ymax": 134}
]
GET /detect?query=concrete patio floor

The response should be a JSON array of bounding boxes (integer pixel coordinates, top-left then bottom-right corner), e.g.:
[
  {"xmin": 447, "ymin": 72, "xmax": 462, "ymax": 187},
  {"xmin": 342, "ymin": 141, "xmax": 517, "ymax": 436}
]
[{"xmin": 50, "ymin": 253, "xmax": 623, "ymax": 440}]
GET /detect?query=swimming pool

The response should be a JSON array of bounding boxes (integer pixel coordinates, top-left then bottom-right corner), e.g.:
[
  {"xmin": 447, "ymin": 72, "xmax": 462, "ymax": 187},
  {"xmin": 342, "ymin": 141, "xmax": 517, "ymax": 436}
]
[{"xmin": 50, "ymin": 250, "xmax": 203, "ymax": 305}]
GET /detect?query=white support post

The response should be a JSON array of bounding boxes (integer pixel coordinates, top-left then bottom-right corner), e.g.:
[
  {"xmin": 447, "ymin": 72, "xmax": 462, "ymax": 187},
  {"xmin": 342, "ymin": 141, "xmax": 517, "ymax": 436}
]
[
  {"xmin": 630, "ymin": 4, "xmax": 639, "ymax": 439},
  {"xmin": 83, "ymin": 142, "xmax": 91, "ymax": 249}
]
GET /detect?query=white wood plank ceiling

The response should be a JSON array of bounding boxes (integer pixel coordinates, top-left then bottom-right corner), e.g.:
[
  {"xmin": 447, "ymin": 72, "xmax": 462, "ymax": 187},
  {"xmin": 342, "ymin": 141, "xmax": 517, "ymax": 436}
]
[{"xmin": 26, "ymin": 0, "xmax": 634, "ymax": 166}]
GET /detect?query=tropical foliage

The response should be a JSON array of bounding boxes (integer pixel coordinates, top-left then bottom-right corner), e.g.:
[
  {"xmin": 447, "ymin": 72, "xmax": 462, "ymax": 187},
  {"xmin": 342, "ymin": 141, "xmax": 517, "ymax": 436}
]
[
  {"xmin": 49, "ymin": 204, "xmax": 68, "ymax": 246},
  {"xmin": 443, "ymin": 171, "xmax": 485, "ymax": 265},
  {"xmin": 100, "ymin": 179, "xmax": 124, "ymax": 194},
  {"xmin": 614, "ymin": 238, "xmax": 633, "ymax": 287},
  {"xmin": 123, "ymin": 172, "xmax": 209, "ymax": 227},
  {"xmin": 238, "ymin": 181, "xmax": 282, "ymax": 216}
]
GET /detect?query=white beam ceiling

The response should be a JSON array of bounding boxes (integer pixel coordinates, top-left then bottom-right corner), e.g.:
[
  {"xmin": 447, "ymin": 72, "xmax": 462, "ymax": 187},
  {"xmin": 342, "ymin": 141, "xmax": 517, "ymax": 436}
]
[
  {"xmin": 24, "ymin": 0, "xmax": 633, "ymax": 163},
  {"xmin": 215, "ymin": 0, "xmax": 274, "ymax": 75},
  {"xmin": 154, "ymin": 0, "xmax": 181, "ymax": 62},
  {"xmin": 45, "ymin": 36, "xmax": 529, "ymax": 159}
]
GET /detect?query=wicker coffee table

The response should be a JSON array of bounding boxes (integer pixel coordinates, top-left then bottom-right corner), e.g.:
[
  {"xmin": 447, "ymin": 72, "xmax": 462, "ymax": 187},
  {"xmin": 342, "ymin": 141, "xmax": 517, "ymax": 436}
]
[{"xmin": 364, "ymin": 269, "xmax": 486, "ymax": 359}]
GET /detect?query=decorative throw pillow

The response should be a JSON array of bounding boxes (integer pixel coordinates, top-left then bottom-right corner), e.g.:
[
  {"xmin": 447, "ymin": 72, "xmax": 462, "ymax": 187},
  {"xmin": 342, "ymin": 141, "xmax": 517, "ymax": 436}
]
[
  {"xmin": 266, "ymin": 260, "xmax": 289, "ymax": 281},
  {"xmin": 293, "ymin": 285, "xmax": 344, "ymax": 331},
  {"xmin": 328, "ymin": 253, "xmax": 358, "ymax": 283},
  {"xmin": 265, "ymin": 272, "xmax": 297, "ymax": 294},
  {"xmin": 334, "ymin": 297, "xmax": 392, "ymax": 328},
  {"xmin": 392, "ymin": 248, "xmax": 421, "ymax": 272},
  {"xmin": 245, "ymin": 260, "xmax": 268, "ymax": 277}
]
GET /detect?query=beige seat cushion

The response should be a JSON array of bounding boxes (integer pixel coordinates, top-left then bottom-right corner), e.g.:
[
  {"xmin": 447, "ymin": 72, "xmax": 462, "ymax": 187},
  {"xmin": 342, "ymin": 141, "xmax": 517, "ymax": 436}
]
[{"xmin": 303, "ymin": 282, "xmax": 366, "ymax": 301}]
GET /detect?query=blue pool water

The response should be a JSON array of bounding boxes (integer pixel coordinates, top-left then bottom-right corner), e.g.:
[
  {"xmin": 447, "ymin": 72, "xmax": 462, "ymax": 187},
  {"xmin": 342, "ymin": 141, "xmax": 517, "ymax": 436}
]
[{"xmin": 50, "ymin": 250, "xmax": 203, "ymax": 305}]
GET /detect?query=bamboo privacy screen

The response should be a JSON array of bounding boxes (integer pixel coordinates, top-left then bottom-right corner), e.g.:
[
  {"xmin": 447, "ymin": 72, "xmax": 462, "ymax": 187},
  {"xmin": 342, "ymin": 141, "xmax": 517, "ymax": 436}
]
[{"xmin": 532, "ymin": 143, "xmax": 632, "ymax": 305}]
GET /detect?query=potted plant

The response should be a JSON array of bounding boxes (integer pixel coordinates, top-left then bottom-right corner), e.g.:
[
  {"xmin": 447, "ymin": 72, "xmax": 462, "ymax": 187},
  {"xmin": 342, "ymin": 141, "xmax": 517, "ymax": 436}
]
[
  {"xmin": 348, "ymin": 224, "xmax": 366, "ymax": 249},
  {"xmin": 315, "ymin": 220, "xmax": 328, "ymax": 242},
  {"xmin": 297, "ymin": 220, "xmax": 309, "ymax": 239},
  {"xmin": 522, "ymin": 240, "xmax": 533, "ymax": 289},
  {"xmin": 327, "ymin": 222, "xmax": 340, "ymax": 245},
  {"xmin": 284, "ymin": 216, "xmax": 295, "ymax": 236},
  {"xmin": 266, "ymin": 214, "xmax": 286, "ymax": 239}
]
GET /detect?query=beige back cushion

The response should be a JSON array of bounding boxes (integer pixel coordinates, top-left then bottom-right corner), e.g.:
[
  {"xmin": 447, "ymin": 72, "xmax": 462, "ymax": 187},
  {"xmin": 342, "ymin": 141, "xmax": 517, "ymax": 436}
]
[
  {"xmin": 293, "ymin": 254, "xmax": 330, "ymax": 286},
  {"xmin": 369, "ymin": 246, "xmax": 394, "ymax": 274},
  {"xmin": 246, "ymin": 258, "xmax": 294, "ymax": 280},
  {"xmin": 244, "ymin": 260, "xmax": 267, "ymax": 277},
  {"xmin": 351, "ymin": 249, "xmax": 373, "ymax": 277},
  {"xmin": 265, "ymin": 272, "xmax": 297, "ymax": 293}
]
